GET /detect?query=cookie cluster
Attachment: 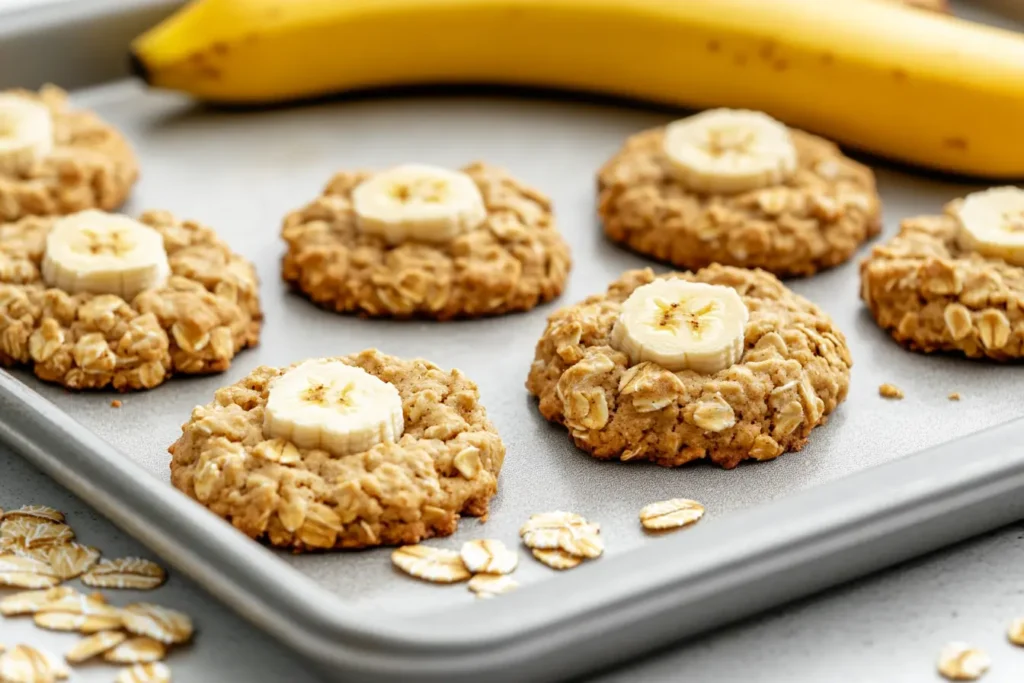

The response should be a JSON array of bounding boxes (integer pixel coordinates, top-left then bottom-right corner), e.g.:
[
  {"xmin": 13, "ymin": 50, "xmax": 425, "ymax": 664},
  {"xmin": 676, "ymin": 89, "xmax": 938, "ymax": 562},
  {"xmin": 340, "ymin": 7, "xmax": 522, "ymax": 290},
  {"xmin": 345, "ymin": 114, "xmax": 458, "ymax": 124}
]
[{"xmin": 3, "ymin": 84, "xmax": 1019, "ymax": 552}]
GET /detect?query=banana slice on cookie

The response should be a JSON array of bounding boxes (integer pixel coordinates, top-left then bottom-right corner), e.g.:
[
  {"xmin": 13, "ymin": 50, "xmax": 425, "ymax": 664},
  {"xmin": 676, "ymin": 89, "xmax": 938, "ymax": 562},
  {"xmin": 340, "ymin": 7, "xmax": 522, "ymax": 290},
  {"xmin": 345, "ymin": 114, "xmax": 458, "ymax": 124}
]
[
  {"xmin": 954, "ymin": 186, "xmax": 1024, "ymax": 266},
  {"xmin": 662, "ymin": 109, "xmax": 797, "ymax": 194},
  {"xmin": 263, "ymin": 359, "xmax": 404, "ymax": 457},
  {"xmin": 0, "ymin": 94, "xmax": 54, "ymax": 174},
  {"xmin": 611, "ymin": 279, "xmax": 749, "ymax": 373},
  {"xmin": 41, "ymin": 210, "xmax": 170, "ymax": 300},
  {"xmin": 352, "ymin": 164, "xmax": 487, "ymax": 245}
]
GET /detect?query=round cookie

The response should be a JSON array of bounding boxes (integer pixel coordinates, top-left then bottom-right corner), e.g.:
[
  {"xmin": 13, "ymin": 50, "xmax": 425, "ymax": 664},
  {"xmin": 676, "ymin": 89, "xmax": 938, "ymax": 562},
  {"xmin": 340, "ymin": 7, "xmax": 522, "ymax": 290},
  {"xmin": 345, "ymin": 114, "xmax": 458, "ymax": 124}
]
[
  {"xmin": 860, "ymin": 199, "xmax": 1024, "ymax": 360},
  {"xmin": 0, "ymin": 86, "xmax": 138, "ymax": 222},
  {"xmin": 281, "ymin": 162, "xmax": 571, "ymax": 319},
  {"xmin": 168, "ymin": 350, "xmax": 506, "ymax": 551},
  {"xmin": 0, "ymin": 210, "xmax": 261, "ymax": 391},
  {"xmin": 526, "ymin": 265, "xmax": 851, "ymax": 469},
  {"xmin": 597, "ymin": 121, "xmax": 882, "ymax": 278}
]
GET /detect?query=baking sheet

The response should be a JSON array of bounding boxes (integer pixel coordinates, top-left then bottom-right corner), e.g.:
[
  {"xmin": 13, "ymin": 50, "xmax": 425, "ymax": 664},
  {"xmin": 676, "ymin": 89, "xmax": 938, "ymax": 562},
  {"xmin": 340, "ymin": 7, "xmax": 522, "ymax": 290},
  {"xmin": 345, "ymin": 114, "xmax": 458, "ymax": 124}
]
[{"xmin": 4, "ymin": 74, "xmax": 1021, "ymax": 617}]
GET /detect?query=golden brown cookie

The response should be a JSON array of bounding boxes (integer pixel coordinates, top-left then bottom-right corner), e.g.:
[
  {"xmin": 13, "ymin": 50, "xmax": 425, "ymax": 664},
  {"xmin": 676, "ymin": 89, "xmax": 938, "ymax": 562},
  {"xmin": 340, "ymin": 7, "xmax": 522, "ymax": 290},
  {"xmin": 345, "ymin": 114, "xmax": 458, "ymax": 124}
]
[
  {"xmin": 281, "ymin": 162, "xmax": 571, "ymax": 319},
  {"xmin": 168, "ymin": 350, "xmax": 506, "ymax": 551},
  {"xmin": 0, "ymin": 86, "xmax": 138, "ymax": 222},
  {"xmin": 597, "ymin": 124, "xmax": 882, "ymax": 278},
  {"xmin": 860, "ymin": 198, "xmax": 1024, "ymax": 360},
  {"xmin": 526, "ymin": 265, "xmax": 851, "ymax": 469},
  {"xmin": 0, "ymin": 210, "xmax": 261, "ymax": 391}
]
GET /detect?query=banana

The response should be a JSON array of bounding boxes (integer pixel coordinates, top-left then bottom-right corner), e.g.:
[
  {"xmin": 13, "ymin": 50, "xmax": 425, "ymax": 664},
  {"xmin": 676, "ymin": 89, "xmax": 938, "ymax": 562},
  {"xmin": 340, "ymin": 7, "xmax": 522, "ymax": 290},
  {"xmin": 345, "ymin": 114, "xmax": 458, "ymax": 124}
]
[
  {"xmin": 0, "ymin": 94, "xmax": 53, "ymax": 174},
  {"xmin": 352, "ymin": 164, "xmax": 487, "ymax": 244},
  {"xmin": 129, "ymin": 0, "xmax": 1024, "ymax": 179},
  {"xmin": 663, "ymin": 109, "xmax": 797, "ymax": 194},
  {"xmin": 611, "ymin": 279, "xmax": 748, "ymax": 374},
  {"xmin": 263, "ymin": 359, "xmax": 404, "ymax": 457},
  {"xmin": 954, "ymin": 186, "xmax": 1024, "ymax": 267},
  {"xmin": 41, "ymin": 210, "xmax": 171, "ymax": 300}
]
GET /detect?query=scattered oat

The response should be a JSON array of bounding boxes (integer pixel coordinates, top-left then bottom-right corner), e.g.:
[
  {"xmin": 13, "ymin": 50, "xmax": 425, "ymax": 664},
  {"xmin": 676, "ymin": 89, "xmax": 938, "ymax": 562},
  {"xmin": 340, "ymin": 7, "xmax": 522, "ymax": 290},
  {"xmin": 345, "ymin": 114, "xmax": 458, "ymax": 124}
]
[
  {"xmin": 937, "ymin": 642, "xmax": 990, "ymax": 680},
  {"xmin": 117, "ymin": 662, "xmax": 172, "ymax": 683},
  {"xmin": 34, "ymin": 611, "xmax": 122, "ymax": 634},
  {"xmin": 0, "ymin": 587, "xmax": 76, "ymax": 616},
  {"xmin": 102, "ymin": 637, "xmax": 167, "ymax": 664},
  {"xmin": 0, "ymin": 572, "xmax": 61, "ymax": 589},
  {"xmin": 37, "ymin": 591, "xmax": 120, "ymax": 618},
  {"xmin": 948, "ymin": 392, "xmax": 961, "ymax": 401},
  {"xmin": 45, "ymin": 542, "xmax": 100, "ymax": 581},
  {"xmin": 460, "ymin": 540, "xmax": 518, "ymax": 575},
  {"xmin": 65, "ymin": 630, "xmax": 128, "ymax": 664},
  {"xmin": 391, "ymin": 546, "xmax": 471, "ymax": 583},
  {"xmin": 468, "ymin": 574, "xmax": 519, "ymax": 599},
  {"xmin": 0, "ymin": 644, "xmax": 69, "ymax": 682},
  {"xmin": 111, "ymin": 400, "xmax": 123, "ymax": 408},
  {"xmin": 0, "ymin": 554, "xmax": 57, "ymax": 576},
  {"xmin": 1007, "ymin": 618, "xmax": 1024, "ymax": 646},
  {"xmin": 520, "ymin": 511, "xmax": 604, "ymax": 558},
  {"xmin": 81, "ymin": 557, "xmax": 166, "ymax": 590},
  {"xmin": 0, "ymin": 506, "xmax": 65, "ymax": 524},
  {"xmin": 879, "ymin": 383, "xmax": 904, "ymax": 399},
  {"xmin": 122, "ymin": 604, "xmax": 193, "ymax": 645},
  {"xmin": 531, "ymin": 548, "xmax": 583, "ymax": 570},
  {"xmin": 0, "ymin": 518, "xmax": 74, "ymax": 553},
  {"xmin": 639, "ymin": 499, "xmax": 706, "ymax": 531}
]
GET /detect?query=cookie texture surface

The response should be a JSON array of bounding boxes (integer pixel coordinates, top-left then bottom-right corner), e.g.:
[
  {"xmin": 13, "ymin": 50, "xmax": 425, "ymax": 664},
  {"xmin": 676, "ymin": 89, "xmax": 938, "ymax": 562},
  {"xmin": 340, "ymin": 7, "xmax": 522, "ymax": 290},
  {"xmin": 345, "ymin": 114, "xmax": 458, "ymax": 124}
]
[
  {"xmin": 526, "ymin": 266, "xmax": 851, "ymax": 468},
  {"xmin": 598, "ymin": 127, "xmax": 881, "ymax": 277},
  {"xmin": 282, "ymin": 162, "xmax": 571, "ymax": 319},
  {"xmin": 0, "ymin": 210, "xmax": 261, "ymax": 390},
  {"xmin": 0, "ymin": 86, "xmax": 138, "ymax": 222},
  {"xmin": 860, "ymin": 208, "xmax": 1024, "ymax": 360},
  {"xmin": 169, "ymin": 350, "xmax": 506, "ymax": 551}
]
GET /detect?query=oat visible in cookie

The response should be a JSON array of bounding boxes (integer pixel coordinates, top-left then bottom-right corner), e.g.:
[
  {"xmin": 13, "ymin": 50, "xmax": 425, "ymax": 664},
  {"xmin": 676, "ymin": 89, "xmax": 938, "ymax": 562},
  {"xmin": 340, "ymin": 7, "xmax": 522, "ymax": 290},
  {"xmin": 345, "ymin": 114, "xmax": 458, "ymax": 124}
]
[
  {"xmin": 937, "ymin": 642, "xmax": 990, "ymax": 681},
  {"xmin": 527, "ymin": 265, "xmax": 851, "ymax": 468},
  {"xmin": 281, "ymin": 162, "xmax": 571, "ymax": 319},
  {"xmin": 0, "ymin": 209, "xmax": 261, "ymax": 391},
  {"xmin": 168, "ymin": 349, "xmax": 506, "ymax": 551},
  {"xmin": 860, "ymin": 189, "xmax": 1024, "ymax": 360},
  {"xmin": 0, "ymin": 86, "xmax": 137, "ymax": 222},
  {"xmin": 598, "ymin": 110, "xmax": 881, "ymax": 278}
]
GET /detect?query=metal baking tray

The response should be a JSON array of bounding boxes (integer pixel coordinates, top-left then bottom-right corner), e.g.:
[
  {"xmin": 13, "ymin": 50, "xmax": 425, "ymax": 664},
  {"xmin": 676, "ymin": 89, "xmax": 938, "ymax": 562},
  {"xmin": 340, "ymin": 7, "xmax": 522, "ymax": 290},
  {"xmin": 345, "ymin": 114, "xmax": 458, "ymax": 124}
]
[{"xmin": 2, "ymin": 1, "xmax": 1024, "ymax": 681}]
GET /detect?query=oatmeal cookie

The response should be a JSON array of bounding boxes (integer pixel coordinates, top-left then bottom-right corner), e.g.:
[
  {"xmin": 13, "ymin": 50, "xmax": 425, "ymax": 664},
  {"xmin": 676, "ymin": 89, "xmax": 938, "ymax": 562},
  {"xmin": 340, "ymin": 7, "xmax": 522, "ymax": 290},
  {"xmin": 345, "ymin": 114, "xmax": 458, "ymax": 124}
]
[
  {"xmin": 526, "ymin": 265, "xmax": 851, "ymax": 468},
  {"xmin": 0, "ymin": 86, "xmax": 138, "ymax": 222},
  {"xmin": 281, "ymin": 162, "xmax": 571, "ymax": 319},
  {"xmin": 168, "ymin": 350, "xmax": 506, "ymax": 551},
  {"xmin": 597, "ymin": 122, "xmax": 881, "ymax": 278},
  {"xmin": 860, "ymin": 201, "xmax": 1024, "ymax": 360},
  {"xmin": 0, "ymin": 210, "xmax": 261, "ymax": 391}
]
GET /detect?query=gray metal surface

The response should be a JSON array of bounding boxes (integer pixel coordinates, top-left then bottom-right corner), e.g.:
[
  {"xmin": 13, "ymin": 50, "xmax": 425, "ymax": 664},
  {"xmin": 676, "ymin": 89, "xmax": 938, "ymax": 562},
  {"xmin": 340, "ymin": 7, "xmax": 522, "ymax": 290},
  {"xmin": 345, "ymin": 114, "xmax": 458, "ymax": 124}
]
[{"xmin": 1, "ymin": 1, "xmax": 1024, "ymax": 681}]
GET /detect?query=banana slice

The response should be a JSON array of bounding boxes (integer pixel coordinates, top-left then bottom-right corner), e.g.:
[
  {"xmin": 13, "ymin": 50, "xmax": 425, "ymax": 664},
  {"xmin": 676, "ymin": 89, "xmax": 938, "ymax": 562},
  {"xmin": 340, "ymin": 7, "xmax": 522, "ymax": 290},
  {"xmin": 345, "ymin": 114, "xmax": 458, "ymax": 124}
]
[
  {"xmin": 0, "ymin": 94, "xmax": 54, "ymax": 174},
  {"xmin": 351, "ymin": 164, "xmax": 487, "ymax": 244},
  {"xmin": 662, "ymin": 109, "xmax": 797, "ymax": 194},
  {"xmin": 954, "ymin": 186, "xmax": 1024, "ymax": 266},
  {"xmin": 610, "ymin": 279, "xmax": 748, "ymax": 374},
  {"xmin": 263, "ymin": 359, "xmax": 404, "ymax": 457},
  {"xmin": 41, "ymin": 210, "xmax": 170, "ymax": 300}
]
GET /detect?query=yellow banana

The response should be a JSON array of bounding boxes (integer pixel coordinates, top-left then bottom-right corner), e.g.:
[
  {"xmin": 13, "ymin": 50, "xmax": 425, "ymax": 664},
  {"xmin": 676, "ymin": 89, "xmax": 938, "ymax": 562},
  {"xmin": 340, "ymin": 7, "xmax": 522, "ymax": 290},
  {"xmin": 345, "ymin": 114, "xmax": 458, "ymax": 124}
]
[{"xmin": 130, "ymin": 0, "xmax": 1024, "ymax": 179}]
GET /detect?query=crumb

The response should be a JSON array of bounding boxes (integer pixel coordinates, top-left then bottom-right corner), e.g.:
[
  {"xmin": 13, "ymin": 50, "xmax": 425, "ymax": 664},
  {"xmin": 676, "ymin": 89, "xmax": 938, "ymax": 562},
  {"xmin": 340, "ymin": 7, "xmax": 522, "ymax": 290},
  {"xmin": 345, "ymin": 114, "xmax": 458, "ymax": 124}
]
[
  {"xmin": 947, "ymin": 392, "xmax": 961, "ymax": 401},
  {"xmin": 110, "ymin": 400, "xmax": 122, "ymax": 408},
  {"xmin": 879, "ymin": 383, "xmax": 904, "ymax": 399}
]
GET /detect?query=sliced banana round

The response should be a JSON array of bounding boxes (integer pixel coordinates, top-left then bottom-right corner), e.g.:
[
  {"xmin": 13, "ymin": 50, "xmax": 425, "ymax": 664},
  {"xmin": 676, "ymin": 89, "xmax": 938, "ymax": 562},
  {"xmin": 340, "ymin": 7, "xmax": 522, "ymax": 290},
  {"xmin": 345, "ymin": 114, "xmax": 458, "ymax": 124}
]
[
  {"xmin": 41, "ymin": 210, "xmax": 170, "ymax": 300},
  {"xmin": 954, "ymin": 186, "xmax": 1024, "ymax": 266},
  {"xmin": 611, "ymin": 279, "xmax": 748, "ymax": 374},
  {"xmin": 263, "ymin": 359, "xmax": 404, "ymax": 457},
  {"xmin": 352, "ymin": 164, "xmax": 487, "ymax": 245},
  {"xmin": 662, "ymin": 109, "xmax": 797, "ymax": 194},
  {"xmin": 0, "ymin": 94, "xmax": 54, "ymax": 174}
]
